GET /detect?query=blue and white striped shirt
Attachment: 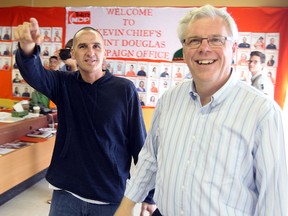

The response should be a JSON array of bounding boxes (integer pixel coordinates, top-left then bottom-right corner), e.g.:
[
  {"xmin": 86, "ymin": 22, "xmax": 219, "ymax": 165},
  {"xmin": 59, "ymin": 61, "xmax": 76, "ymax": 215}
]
[{"xmin": 125, "ymin": 72, "xmax": 287, "ymax": 215}]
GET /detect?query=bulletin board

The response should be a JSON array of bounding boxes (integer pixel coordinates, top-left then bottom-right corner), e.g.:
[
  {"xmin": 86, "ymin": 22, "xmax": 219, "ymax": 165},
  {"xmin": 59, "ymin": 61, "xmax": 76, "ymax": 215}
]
[
  {"xmin": 64, "ymin": 7, "xmax": 287, "ymax": 106},
  {"xmin": 0, "ymin": 6, "xmax": 287, "ymax": 109},
  {"xmin": 0, "ymin": 7, "xmax": 65, "ymax": 101},
  {"xmin": 228, "ymin": 7, "xmax": 288, "ymax": 108}
]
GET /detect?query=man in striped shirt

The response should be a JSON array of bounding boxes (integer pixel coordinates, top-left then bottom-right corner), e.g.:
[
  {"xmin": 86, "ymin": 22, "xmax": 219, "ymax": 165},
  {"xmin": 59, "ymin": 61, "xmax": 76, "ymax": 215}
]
[{"xmin": 115, "ymin": 4, "xmax": 288, "ymax": 216}]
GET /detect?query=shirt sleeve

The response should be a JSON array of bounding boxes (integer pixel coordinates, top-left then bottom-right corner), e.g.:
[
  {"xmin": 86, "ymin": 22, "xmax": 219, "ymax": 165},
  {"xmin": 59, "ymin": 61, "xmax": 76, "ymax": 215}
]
[
  {"xmin": 15, "ymin": 44, "xmax": 56, "ymax": 100},
  {"xmin": 125, "ymin": 98, "xmax": 162, "ymax": 203},
  {"xmin": 125, "ymin": 85, "xmax": 155, "ymax": 203},
  {"xmin": 253, "ymin": 105, "xmax": 288, "ymax": 215}
]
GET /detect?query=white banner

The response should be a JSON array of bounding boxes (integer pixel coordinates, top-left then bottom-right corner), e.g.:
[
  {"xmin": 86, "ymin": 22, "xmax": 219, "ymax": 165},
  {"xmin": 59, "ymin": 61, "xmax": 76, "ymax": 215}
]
[{"xmin": 65, "ymin": 7, "xmax": 191, "ymax": 61}]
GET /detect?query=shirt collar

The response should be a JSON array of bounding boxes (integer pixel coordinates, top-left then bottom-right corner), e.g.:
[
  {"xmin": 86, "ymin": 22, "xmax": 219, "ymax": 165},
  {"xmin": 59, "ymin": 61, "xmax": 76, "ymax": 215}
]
[
  {"xmin": 251, "ymin": 72, "xmax": 262, "ymax": 81},
  {"xmin": 75, "ymin": 70, "xmax": 112, "ymax": 84},
  {"xmin": 189, "ymin": 71, "xmax": 237, "ymax": 108},
  {"xmin": 189, "ymin": 80, "xmax": 198, "ymax": 100}
]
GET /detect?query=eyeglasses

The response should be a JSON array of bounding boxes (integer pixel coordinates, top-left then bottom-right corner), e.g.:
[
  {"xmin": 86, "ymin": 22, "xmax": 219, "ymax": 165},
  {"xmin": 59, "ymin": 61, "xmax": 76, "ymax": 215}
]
[{"xmin": 182, "ymin": 36, "xmax": 232, "ymax": 48}]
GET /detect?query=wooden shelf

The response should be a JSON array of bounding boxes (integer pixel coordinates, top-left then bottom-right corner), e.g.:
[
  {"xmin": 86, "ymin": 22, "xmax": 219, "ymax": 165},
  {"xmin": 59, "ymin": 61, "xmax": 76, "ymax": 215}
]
[
  {"xmin": 0, "ymin": 114, "xmax": 56, "ymax": 195},
  {"xmin": 0, "ymin": 114, "xmax": 56, "ymax": 145},
  {"xmin": 0, "ymin": 137, "xmax": 55, "ymax": 194}
]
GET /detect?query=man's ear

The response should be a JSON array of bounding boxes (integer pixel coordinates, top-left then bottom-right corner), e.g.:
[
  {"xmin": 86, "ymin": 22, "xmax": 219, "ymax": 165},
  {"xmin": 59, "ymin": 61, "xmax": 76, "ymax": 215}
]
[{"xmin": 182, "ymin": 47, "xmax": 187, "ymax": 63}]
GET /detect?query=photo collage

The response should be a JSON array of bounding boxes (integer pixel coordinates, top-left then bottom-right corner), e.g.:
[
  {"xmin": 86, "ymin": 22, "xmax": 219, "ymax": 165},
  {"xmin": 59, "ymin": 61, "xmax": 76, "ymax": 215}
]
[
  {"xmin": 103, "ymin": 60, "xmax": 191, "ymax": 106},
  {"xmin": 233, "ymin": 32, "xmax": 279, "ymax": 91},
  {"xmin": 0, "ymin": 26, "xmax": 279, "ymax": 107},
  {"xmin": 0, "ymin": 26, "xmax": 63, "ymax": 99}
]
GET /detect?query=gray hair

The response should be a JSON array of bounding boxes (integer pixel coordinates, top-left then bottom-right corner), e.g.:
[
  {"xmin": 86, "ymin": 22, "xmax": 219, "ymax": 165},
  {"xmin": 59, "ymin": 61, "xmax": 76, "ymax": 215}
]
[{"xmin": 177, "ymin": 5, "xmax": 239, "ymax": 43}]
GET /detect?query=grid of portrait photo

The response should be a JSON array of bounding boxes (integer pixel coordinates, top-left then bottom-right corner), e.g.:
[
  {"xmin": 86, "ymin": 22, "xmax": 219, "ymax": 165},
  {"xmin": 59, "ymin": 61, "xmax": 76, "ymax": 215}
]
[
  {"xmin": 1, "ymin": 26, "xmax": 280, "ymax": 105},
  {"xmin": 233, "ymin": 32, "xmax": 279, "ymax": 93},
  {"xmin": 0, "ymin": 26, "xmax": 64, "ymax": 99},
  {"xmin": 104, "ymin": 59, "xmax": 191, "ymax": 107},
  {"xmin": 106, "ymin": 32, "xmax": 280, "ymax": 107}
]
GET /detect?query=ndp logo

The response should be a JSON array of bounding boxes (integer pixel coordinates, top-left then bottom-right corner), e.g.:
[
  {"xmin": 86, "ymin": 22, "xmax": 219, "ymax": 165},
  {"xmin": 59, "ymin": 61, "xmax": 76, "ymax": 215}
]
[{"xmin": 68, "ymin": 11, "xmax": 91, "ymax": 24}]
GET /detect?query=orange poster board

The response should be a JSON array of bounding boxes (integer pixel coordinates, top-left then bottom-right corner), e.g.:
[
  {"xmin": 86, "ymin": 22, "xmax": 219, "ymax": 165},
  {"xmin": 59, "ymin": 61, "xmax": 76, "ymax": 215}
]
[{"xmin": 0, "ymin": 7, "xmax": 65, "ymax": 101}]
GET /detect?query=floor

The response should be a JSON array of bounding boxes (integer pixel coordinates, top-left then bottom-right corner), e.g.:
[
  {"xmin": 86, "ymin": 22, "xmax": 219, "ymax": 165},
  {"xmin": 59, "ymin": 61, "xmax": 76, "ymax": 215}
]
[{"xmin": 0, "ymin": 178, "xmax": 144, "ymax": 216}]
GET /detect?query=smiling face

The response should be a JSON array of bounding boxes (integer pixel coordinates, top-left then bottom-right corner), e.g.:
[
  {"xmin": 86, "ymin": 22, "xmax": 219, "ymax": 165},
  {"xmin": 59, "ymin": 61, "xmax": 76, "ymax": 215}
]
[
  {"xmin": 182, "ymin": 17, "xmax": 236, "ymax": 89},
  {"xmin": 71, "ymin": 29, "xmax": 105, "ymax": 79}
]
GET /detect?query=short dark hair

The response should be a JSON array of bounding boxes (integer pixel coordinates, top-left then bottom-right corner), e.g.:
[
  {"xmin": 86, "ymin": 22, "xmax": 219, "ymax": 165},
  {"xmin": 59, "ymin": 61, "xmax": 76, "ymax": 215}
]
[
  {"xmin": 49, "ymin": 55, "xmax": 58, "ymax": 61},
  {"xmin": 250, "ymin": 51, "xmax": 266, "ymax": 63},
  {"xmin": 73, "ymin": 27, "xmax": 104, "ymax": 41}
]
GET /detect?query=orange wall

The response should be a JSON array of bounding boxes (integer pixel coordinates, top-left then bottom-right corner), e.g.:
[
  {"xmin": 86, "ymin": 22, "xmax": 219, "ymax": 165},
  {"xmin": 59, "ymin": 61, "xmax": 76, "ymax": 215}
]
[
  {"xmin": 142, "ymin": 107, "xmax": 155, "ymax": 131},
  {"xmin": 1, "ymin": 6, "xmax": 287, "ymax": 108},
  {"xmin": 1, "ymin": 0, "xmax": 288, "ymax": 7}
]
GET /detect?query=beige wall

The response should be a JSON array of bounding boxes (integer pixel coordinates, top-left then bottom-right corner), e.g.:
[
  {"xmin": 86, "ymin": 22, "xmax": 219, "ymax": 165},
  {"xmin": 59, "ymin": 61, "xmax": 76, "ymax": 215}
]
[{"xmin": 1, "ymin": 0, "xmax": 288, "ymax": 7}]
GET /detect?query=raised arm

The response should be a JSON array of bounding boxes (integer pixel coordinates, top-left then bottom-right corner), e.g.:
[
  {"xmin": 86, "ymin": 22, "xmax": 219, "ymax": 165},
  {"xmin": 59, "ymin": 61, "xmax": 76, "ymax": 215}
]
[{"xmin": 13, "ymin": 17, "xmax": 42, "ymax": 55}]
